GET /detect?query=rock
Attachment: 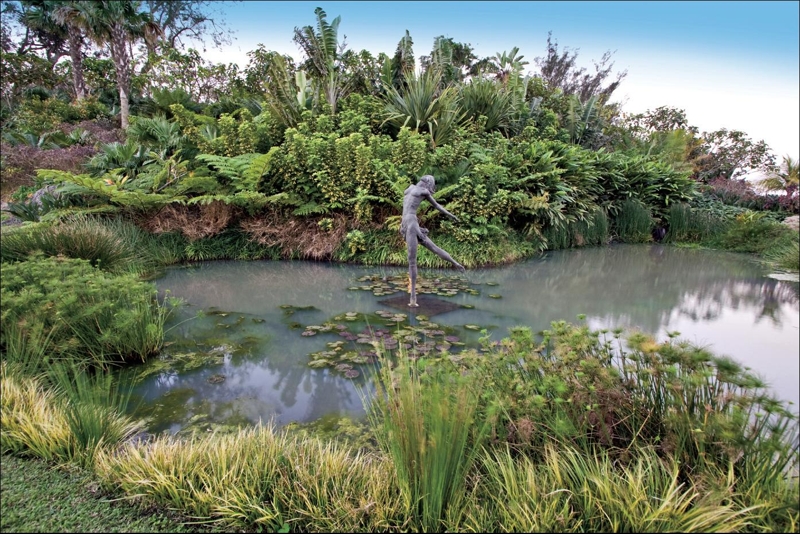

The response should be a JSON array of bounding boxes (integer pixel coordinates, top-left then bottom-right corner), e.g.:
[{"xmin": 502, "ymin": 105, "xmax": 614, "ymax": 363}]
[
  {"xmin": 781, "ymin": 215, "xmax": 799, "ymax": 232},
  {"xmin": 29, "ymin": 184, "xmax": 62, "ymax": 206}
]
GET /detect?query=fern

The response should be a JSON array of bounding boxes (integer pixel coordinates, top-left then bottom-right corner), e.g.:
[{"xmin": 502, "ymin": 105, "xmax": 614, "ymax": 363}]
[
  {"xmin": 293, "ymin": 201, "xmax": 330, "ymax": 216},
  {"xmin": 195, "ymin": 152, "xmax": 274, "ymax": 192}
]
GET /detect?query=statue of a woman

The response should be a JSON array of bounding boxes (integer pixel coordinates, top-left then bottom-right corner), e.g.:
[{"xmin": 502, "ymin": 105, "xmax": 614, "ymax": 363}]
[{"xmin": 400, "ymin": 175, "xmax": 465, "ymax": 307}]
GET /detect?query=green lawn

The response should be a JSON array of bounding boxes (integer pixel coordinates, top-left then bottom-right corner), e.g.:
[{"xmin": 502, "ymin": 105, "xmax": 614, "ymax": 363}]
[{"xmin": 0, "ymin": 454, "xmax": 223, "ymax": 533}]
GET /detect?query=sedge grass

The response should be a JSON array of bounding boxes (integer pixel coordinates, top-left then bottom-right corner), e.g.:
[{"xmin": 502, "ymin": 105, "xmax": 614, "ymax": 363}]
[
  {"xmin": 0, "ymin": 215, "xmax": 158, "ymax": 275},
  {"xmin": 45, "ymin": 362, "xmax": 143, "ymax": 468}
]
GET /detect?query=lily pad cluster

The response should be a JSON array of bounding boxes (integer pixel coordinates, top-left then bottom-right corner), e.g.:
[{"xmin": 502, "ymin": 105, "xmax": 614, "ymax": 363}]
[
  {"xmin": 299, "ymin": 310, "xmax": 468, "ymax": 376},
  {"xmin": 348, "ymin": 274, "xmax": 480, "ymax": 297}
]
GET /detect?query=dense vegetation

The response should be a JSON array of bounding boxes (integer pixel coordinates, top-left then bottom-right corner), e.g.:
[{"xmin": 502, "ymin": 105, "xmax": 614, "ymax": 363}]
[{"xmin": 1, "ymin": 2, "xmax": 798, "ymax": 532}]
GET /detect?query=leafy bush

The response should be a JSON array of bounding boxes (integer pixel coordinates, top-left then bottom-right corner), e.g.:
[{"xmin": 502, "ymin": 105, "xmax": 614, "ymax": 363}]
[
  {"xmin": 0, "ymin": 254, "xmax": 175, "ymax": 367},
  {"xmin": 707, "ymin": 212, "xmax": 797, "ymax": 255}
]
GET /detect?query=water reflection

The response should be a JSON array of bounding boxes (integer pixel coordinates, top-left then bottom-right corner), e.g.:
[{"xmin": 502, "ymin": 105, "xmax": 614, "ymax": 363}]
[{"xmin": 129, "ymin": 244, "xmax": 799, "ymax": 433}]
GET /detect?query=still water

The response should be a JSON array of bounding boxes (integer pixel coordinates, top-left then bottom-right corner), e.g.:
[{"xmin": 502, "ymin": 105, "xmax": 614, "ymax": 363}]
[{"xmin": 128, "ymin": 244, "xmax": 799, "ymax": 434}]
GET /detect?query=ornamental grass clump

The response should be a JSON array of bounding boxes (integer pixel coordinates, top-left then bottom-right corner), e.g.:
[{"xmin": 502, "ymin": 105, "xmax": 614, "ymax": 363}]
[
  {"xmin": 0, "ymin": 362, "xmax": 71, "ymax": 462},
  {"xmin": 93, "ymin": 424, "xmax": 403, "ymax": 532},
  {"xmin": 0, "ymin": 214, "xmax": 159, "ymax": 275},
  {"xmin": 462, "ymin": 444, "xmax": 756, "ymax": 533}
]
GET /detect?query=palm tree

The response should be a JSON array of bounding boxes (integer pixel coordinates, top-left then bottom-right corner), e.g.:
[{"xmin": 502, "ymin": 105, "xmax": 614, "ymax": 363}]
[
  {"xmin": 292, "ymin": 7, "xmax": 349, "ymax": 114},
  {"xmin": 757, "ymin": 155, "xmax": 799, "ymax": 201},
  {"xmin": 24, "ymin": 0, "xmax": 87, "ymax": 100},
  {"xmin": 56, "ymin": 0, "xmax": 160, "ymax": 129}
]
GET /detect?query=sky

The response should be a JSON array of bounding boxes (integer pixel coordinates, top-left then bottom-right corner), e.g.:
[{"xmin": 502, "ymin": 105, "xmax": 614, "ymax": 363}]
[{"xmin": 194, "ymin": 1, "xmax": 799, "ymax": 165}]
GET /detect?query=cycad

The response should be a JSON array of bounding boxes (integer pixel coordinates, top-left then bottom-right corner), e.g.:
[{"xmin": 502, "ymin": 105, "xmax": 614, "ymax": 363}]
[
  {"xmin": 126, "ymin": 115, "xmax": 185, "ymax": 159},
  {"xmin": 565, "ymin": 94, "xmax": 600, "ymax": 147},
  {"xmin": 459, "ymin": 77, "xmax": 513, "ymax": 132}
]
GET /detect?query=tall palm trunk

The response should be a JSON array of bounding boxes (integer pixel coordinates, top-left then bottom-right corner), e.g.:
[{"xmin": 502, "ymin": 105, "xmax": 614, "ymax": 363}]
[
  {"xmin": 67, "ymin": 25, "xmax": 86, "ymax": 101},
  {"xmin": 109, "ymin": 22, "xmax": 132, "ymax": 129}
]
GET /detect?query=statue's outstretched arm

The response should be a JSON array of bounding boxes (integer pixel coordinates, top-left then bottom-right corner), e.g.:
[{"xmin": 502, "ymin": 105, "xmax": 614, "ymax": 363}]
[{"xmin": 425, "ymin": 192, "xmax": 459, "ymax": 222}]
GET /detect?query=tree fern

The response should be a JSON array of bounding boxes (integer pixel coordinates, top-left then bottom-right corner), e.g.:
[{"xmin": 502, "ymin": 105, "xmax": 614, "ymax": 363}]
[{"xmin": 196, "ymin": 152, "xmax": 274, "ymax": 192}]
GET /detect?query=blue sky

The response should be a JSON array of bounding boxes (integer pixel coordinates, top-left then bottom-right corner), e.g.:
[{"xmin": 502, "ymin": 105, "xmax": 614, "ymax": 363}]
[{"xmin": 197, "ymin": 1, "xmax": 799, "ymax": 163}]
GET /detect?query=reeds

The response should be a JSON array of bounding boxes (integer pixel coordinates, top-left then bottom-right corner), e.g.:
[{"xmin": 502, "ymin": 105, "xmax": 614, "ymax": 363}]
[
  {"xmin": 614, "ymin": 198, "xmax": 654, "ymax": 243},
  {"xmin": 664, "ymin": 202, "xmax": 727, "ymax": 243},
  {"xmin": 365, "ymin": 354, "xmax": 492, "ymax": 531}
]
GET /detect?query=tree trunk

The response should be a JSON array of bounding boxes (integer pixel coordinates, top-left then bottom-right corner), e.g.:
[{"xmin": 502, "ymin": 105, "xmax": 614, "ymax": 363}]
[
  {"xmin": 67, "ymin": 26, "xmax": 86, "ymax": 101},
  {"xmin": 110, "ymin": 23, "xmax": 131, "ymax": 129}
]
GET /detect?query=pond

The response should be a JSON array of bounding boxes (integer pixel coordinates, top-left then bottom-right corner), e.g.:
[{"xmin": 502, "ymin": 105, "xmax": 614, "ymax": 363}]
[{"xmin": 125, "ymin": 244, "xmax": 799, "ymax": 435}]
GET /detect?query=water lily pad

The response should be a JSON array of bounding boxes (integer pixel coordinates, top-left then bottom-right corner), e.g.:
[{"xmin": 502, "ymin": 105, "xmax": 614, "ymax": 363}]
[
  {"xmin": 308, "ymin": 359, "xmax": 330, "ymax": 368},
  {"xmin": 301, "ymin": 330, "xmax": 317, "ymax": 336},
  {"xmin": 207, "ymin": 374, "xmax": 226, "ymax": 384},
  {"xmin": 486, "ymin": 282, "xmax": 499, "ymax": 286},
  {"xmin": 465, "ymin": 324, "xmax": 482, "ymax": 331},
  {"xmin": 488, "ymin": 294, "xmax": 502, "ymax": 299},
  {"xmin": 335, "ymin": 363, "xmax": 353, "ymax": 372},
  {"xmin": 460, "ymin": 304, "xmax": 475, "ymax": 309},
  {"xmin": 344, "ymin": 369, "xmax": 360, "ymax": 379},
  {"xmin": 251, "ymin": 318, "xmax": 266, "ymax": 323}
]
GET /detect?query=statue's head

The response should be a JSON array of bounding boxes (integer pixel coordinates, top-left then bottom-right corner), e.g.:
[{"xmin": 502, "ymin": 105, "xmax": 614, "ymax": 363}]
[{"xmin": 418, "ymin": 174, "xmax": 436, "ymax": 193}]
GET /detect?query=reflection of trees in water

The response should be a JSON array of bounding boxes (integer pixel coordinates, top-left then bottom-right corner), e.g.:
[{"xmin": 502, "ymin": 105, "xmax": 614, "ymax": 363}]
[
  {"xmin": 479, "ymin": 245, "xmax": 798, "ymax": 334},
  {"xmin": 135, "ymin": 348, "xmax": 362, "ymax": 432},
  {"xmin": 677, "ymin": 280, "xmax": 798, "ymax": 326}
]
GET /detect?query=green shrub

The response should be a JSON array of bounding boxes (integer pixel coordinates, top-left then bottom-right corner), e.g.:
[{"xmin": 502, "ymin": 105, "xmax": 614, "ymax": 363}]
[
  {"xmin": 0, "ymin": 254, "xmax": 176, "ymax": 368},
  {"xmin": 706, "ymin": 212, "xmax": 796, "ymax": 255}
]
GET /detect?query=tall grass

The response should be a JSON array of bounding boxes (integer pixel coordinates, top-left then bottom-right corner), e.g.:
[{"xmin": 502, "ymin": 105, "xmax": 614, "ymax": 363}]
[
  {"xmin": 664, "ymin": 202, "xmax": 728, "ymax": 243},
  {"xmin": 614, "ymin": 198, "xmax": 654, "ymax": 243},
  {"xmin": 0, "ymin": 214, "xmax": 159, "ymax": 275},
  {"xmin": 365, "ymin": 354, "xmax": 492, "ymax": 531}
]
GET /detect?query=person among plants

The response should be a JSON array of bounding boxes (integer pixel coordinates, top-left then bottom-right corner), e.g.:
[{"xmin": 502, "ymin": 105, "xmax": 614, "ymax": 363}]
[{"xmin": 400, "ymin": 174, "xmax": 465, "ymax": 307}]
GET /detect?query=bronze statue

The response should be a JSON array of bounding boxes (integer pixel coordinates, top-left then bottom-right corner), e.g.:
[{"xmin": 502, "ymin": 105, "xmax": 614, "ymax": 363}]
[{"xmin": 400, "ymin": 175, "xmax": 465, "ymax": 307}]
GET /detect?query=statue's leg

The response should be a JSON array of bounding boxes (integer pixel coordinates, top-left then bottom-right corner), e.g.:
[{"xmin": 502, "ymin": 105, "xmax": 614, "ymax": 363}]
[
  {"xmin": 406, "ymin": 229, "xmax": 419, "ymax": 307},
  {"xmin": 419, "ymin": 233, "xmax": 465, "ymax": 272}
]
